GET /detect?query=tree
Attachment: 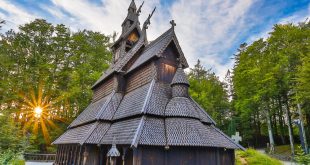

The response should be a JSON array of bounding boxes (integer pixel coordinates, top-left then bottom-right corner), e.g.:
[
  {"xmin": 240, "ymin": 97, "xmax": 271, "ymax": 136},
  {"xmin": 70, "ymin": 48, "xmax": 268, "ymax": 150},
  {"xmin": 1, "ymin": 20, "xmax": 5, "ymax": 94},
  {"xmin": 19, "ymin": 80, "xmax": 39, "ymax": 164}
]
[
  {"xmin": 0, "ymin": 111, "xmax": 27, "ymax": 164},
  {"xmin": 0, "ymin": 19, "xmax": 112, "ymax": 152},
  {"xmin": 188, "ymin": 60, "xmax": 230, "ymax": 128},
  {"xmin": 232, "ymin": 21, "xmax": 310, "ymax": 153}
]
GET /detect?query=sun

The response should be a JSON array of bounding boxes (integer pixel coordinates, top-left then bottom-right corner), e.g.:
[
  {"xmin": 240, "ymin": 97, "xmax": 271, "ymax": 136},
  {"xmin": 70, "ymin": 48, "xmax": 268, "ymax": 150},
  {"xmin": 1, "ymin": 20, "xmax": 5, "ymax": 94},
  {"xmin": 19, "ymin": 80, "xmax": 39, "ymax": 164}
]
[
  {"xmin": 18, "ymin": 83, "xmax": 67, "ymax": 145},
  {"xmin": 34, "ymin": 106, "xmax": 43, "ymax": 118}
]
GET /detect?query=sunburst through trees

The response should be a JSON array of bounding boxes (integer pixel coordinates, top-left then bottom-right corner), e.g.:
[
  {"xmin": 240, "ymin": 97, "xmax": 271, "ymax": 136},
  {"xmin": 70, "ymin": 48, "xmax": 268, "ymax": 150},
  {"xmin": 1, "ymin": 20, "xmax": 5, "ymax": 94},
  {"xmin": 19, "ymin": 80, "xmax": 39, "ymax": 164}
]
[{"xmin": 18, "ymin": 84, "xmax": 67, "ymax": 145}]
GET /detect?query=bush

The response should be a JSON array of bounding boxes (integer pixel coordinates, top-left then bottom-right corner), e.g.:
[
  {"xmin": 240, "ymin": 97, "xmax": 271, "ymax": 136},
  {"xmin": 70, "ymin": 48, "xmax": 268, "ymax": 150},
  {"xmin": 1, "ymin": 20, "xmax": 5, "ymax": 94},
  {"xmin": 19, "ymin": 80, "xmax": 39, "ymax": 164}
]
[
  {"xmin": 0, "ymin": 149, "xmax": 25, "ymax": 165},
  {"xmin": 295, "ymin": 145, "xmax": 310, "ymax": 164}
]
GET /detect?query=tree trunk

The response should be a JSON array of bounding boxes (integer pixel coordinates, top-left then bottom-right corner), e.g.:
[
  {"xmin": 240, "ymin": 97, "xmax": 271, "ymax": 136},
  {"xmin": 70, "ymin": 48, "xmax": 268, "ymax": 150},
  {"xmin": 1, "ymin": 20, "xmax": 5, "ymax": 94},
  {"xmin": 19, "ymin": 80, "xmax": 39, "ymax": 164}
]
[
  {"xmin": 297, "ymin": 103, "xmax": 308, "ymax": 154},
  {"xmin": 285, "ymin": 99, "xmax": 295, "ymax": 156},
  {"xmin": 266, "ymin": 106, "xmax": 275, "ymax": 153},
  {"xmin": 306, "ymin": 112, "xmax": 310, "ymax": 142},
  {"xmin": 278, "ymin": 97, "xmax": 286, "ymax": 144}
]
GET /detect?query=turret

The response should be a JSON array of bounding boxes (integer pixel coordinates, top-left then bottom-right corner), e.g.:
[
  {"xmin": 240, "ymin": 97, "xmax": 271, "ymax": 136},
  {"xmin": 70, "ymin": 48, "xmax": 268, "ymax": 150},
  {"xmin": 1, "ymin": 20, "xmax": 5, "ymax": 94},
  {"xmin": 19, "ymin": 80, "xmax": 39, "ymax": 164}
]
[{"xmin": 171, "ymin": 63, "xmax": 189, "ymax": 97}]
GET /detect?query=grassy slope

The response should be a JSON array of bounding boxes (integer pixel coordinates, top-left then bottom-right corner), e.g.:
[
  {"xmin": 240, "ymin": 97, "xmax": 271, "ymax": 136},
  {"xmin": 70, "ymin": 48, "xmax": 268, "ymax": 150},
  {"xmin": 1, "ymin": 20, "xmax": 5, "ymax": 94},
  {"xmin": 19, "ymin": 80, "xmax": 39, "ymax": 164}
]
[{"xmin": 236, "ymin": 149, "xmax": 283, "ymax": 165}]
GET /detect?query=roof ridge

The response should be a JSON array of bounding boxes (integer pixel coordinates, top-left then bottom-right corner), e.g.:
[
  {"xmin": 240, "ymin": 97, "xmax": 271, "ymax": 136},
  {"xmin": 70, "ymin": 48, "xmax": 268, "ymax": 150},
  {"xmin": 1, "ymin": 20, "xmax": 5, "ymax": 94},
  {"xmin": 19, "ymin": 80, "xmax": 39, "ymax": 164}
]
[
  {"xmin": 189, "ymin": 97, "xmax": 216, "ymax": 125},
  {"xmin": 79, "ymin": 121, "xmax": 100, "ymax": 145},
  {"xmin": 143, "ymin": 28, "xmax": 173, "ymax": 52},
  {"xmin": 131, "ymin": 116, "xmax": 146, "ymax": 148},
  {"xmin": 141, "ymin": 79, "xmax": 155, "ymax": 114},
  {"xmin": 108, "ymin": 93, "xmax": 124, "ymax": 121},
  {"xmin": 211, "ymin": 125, "xmax": 245, "ymax": 150},
  {"xmin": 95, "ymin": 90, "xmax": 115, "ymax": 120}
]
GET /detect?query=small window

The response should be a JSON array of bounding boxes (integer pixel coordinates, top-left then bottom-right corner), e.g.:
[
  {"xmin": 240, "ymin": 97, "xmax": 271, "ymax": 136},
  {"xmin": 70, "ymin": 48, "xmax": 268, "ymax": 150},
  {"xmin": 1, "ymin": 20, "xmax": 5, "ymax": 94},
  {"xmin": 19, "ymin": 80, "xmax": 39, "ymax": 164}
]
[{"xmin": 128, "ymin": 32, "xmax": 139, "ymax": 43}]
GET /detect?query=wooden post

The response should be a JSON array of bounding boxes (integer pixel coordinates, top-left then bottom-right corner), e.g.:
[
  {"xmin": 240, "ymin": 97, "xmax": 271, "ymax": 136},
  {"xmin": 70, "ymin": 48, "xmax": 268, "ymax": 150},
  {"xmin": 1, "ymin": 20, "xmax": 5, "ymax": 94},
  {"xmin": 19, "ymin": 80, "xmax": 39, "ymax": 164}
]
[
  {"xmin": 72, "ymin": 145, "xmax": 78, "ymax": 165},
  {"xmin": 83, "ymin": 146, "xmax": 89, "ymax": 165},
  {"xmin": 122, "ymin": 146, "xmax": 128, "ymax": 165},
  {"xmin": 55, "ymin": 145, "xmax": 60, "ymax": 164},
  {"xmin": 67, "ymin": 145, "xmax": 73, "ymax": 165},
  {"xmin": 65, "ymin": 145, "xmax": 70, "ymax": 164},
  {"xmin": 59, "ymin": 145, "xmax": 64, "ymax": 165},
  {"xmin": 99, "ymin": 145, "xmax": 103, "ymax": 165},
  {"xmin": 77, "ymin": 145, "xmax": 83, "ymax": 165}
]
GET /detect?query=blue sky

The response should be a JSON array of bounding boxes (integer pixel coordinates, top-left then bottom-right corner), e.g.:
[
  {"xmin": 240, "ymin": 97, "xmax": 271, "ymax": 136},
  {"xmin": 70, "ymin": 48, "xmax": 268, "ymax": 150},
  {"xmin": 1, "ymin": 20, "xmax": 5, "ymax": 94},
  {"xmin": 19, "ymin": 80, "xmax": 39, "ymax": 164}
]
[{"xmin": 0, "ymin": 0, "xmax": 309, "ymax": 79}]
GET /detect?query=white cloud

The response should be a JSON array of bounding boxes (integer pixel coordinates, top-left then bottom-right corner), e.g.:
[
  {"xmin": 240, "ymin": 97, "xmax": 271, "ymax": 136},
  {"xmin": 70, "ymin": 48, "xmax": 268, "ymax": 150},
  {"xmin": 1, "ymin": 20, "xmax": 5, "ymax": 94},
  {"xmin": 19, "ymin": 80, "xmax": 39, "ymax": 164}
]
[
  {"xmin": 3, "ymin": 0, "xmax": 308, "ymax": 81},
  {"xmin": 0, "ymin": 0, "xmax": 37, "ymax": 31},
  {"xmin": 0, "ymin": 0, "xmax": 256, "ymax": 79},
  {"xmin": 50, "ymin": 0, "xmax": 145, "ymax": 33},
  {"xmin": 166, "ymin": 0, "xmax": 255, "ymax": 79},
  {"xmin": 40, "ymin": 4, "xmax": 66, "ymax": 19}
]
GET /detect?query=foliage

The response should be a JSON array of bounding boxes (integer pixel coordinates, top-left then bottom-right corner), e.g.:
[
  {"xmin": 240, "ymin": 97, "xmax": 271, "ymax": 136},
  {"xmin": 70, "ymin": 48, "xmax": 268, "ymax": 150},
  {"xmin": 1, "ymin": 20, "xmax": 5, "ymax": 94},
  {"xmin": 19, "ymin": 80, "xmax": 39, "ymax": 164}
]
[
  {"xmin": 0, "ymin": 112, "xmax": 27, "ymax": 164},
  {"xmin": 295, "ymin": 145, "xmax": 310, "ymax": 164},
  {"xmin": 188, "ymin": 60, "xmax": 230, "ymax": 128},
  {"xmin": 232, "ymin": 21, "xmax": 310, "ymax": 147},
  {"xmin": 0, "ymin": 19, "xmax": 112, "ymax": 152},
  {"xmin": 236, "ymin": 149, "xmax": 282, "ymax": 165}
]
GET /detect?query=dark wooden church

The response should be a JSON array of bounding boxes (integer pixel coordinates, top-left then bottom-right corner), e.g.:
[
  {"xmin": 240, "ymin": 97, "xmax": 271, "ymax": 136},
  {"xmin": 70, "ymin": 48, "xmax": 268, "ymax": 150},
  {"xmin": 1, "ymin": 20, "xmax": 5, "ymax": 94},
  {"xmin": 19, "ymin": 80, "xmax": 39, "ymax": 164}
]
[{"xmin": 53, "ymin": 0, "xmax": 244, "ymax": 164}]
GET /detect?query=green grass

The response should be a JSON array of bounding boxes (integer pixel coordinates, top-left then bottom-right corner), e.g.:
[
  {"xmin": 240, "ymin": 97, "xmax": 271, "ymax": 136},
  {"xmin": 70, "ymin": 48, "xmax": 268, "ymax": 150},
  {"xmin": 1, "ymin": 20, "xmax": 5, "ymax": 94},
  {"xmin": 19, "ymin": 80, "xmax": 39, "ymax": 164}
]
[
  {"xmin": 11, "ymin": 159, "xmax": 25, "ymax": 165},
  {"xmin": 236, "ymin": 149, "xmax": 283, "ymax": 165}
]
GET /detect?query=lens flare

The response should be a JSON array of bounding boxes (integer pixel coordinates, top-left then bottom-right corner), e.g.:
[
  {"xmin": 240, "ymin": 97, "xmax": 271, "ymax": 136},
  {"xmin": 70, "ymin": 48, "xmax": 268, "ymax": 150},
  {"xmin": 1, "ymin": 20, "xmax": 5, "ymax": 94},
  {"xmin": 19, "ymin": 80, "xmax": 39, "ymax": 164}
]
[
  {"xmin": 34, "ymin": 106, "xmax": 43, "ymax": 118},
  {"xmin": 18, "ymin": 83, "xmax": 68, "ymax": 145}
]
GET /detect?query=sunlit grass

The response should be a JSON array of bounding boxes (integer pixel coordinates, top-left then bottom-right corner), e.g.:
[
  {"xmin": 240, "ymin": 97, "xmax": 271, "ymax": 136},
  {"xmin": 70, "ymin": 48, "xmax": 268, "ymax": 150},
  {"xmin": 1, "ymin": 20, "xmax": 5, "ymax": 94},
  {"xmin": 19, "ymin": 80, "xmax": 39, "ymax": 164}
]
[{"xmin": 236, "ymin": 148, "xmax": 283, "ymax": 165}]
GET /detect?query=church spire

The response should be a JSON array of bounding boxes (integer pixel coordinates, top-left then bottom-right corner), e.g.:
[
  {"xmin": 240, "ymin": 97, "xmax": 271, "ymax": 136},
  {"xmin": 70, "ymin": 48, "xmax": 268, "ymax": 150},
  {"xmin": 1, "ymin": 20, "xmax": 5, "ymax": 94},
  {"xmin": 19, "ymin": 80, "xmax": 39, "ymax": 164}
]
[
  {"xmin": 121, "ymin": 0, "xmax": 139, "ymax": 31},
  {"xmin": 128, "ymin": 0, "xmax": 137, "ymax": 12}
]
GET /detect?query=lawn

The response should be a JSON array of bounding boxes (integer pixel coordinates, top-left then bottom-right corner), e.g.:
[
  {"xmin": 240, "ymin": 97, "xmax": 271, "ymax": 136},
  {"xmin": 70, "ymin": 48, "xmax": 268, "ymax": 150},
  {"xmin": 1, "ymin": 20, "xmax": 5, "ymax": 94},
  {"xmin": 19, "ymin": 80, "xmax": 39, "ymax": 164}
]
[{"xmin": 236, "ymin": 149, "xmax": 283, "ymax": 165}]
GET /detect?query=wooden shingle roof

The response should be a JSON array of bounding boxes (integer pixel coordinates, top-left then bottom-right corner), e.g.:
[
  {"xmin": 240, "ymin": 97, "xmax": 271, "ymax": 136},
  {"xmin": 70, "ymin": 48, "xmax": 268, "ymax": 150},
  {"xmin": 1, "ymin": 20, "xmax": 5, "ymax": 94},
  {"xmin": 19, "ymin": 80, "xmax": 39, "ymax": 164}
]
[
  {"xmin": 171, "ymin": 67, "xmax": 189, "ymax": 86},
  {"xmin": 54, "ymin": 12, "xmax": 243, "ymax": 150}
]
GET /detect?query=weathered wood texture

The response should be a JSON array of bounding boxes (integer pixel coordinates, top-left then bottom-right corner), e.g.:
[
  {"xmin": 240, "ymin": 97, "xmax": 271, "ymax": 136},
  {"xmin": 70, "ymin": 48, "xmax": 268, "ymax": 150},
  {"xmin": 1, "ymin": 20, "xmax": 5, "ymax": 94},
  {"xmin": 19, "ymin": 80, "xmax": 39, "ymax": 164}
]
[
  {"xmin": 93, "ymin": 78, "xmax": 114, "ymax": 102},
  {"xmin": 126, "ymin": 62, "xmax": 156, "ymax": 93},
  {"xmin": 133, "ymin": 146, "xmax": 235, "ymax": 165}
]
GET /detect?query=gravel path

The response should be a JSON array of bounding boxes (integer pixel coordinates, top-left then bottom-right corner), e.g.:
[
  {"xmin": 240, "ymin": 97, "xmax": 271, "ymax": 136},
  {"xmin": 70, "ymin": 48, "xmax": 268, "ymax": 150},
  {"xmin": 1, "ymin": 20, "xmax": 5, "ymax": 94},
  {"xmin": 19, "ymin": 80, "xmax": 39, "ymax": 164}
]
[{"xmin": 256, "ymin": 149, "xmax": 296, "ymax": 165}]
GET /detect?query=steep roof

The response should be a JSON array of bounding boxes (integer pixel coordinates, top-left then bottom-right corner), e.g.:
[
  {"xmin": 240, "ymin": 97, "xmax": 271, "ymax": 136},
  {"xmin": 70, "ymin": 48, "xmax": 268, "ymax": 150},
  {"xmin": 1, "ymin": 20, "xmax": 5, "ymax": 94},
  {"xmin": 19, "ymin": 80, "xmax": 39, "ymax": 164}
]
[
  {"xmin": 171, "ymin": 66, "xmax": 189, "ymax": 86},
  {"xmin": 54, "ymin": 1, "xmax": 243, "ymax": 150},
  {"xmin": 127, "ymin": 28, "xmax": 189, "ymax": 73},
  {"xmin": 92, "ymin": 27, "xmax": 189, "ymax": 89}
]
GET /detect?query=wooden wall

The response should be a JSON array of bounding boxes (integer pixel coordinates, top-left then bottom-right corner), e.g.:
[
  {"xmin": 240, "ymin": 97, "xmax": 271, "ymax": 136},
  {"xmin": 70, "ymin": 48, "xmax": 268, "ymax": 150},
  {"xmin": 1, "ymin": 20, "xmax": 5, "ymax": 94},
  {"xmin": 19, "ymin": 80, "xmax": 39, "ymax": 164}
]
[
  {"xmin": 92, "ymin": 78, "xmax": 114, "ymax": 102},
  {"xmin": 125, "ymin": 63, "xmax": 156, "ymax": 93},
  {"xmin": 55, "ymin": 145, "xmax": 235, "ymax": 165},
  {"xmin": 133, "ymin": 146, "xmax": 235, "ymax": 165}
]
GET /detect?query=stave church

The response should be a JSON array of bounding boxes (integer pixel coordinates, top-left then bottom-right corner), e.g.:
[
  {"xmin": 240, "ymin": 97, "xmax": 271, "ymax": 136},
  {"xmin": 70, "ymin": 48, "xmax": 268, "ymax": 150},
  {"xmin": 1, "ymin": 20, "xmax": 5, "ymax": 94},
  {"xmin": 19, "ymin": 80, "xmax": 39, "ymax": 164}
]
[{"xmin": 53, "ymin": 0, "xmax": 244, "ymax": 164}]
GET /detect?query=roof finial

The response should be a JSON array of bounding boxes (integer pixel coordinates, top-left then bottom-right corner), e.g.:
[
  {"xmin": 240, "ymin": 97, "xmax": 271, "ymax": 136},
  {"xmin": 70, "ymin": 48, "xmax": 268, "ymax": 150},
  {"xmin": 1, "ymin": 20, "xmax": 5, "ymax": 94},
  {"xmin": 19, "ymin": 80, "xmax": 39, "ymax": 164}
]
[
  {"xmin": 107, "ymin": 137, "xmax": 120, "ymax": 157},
  {"xmin": 170, "ymin": 20, "xmax": 176, "ymax": 29},
  {"xmin": 137, "ymin": 1, "xmax": 144, "ymax": 16},
  {"xmin": 143, "ymin": 7, "xmax": 156, "ymax": 29}
]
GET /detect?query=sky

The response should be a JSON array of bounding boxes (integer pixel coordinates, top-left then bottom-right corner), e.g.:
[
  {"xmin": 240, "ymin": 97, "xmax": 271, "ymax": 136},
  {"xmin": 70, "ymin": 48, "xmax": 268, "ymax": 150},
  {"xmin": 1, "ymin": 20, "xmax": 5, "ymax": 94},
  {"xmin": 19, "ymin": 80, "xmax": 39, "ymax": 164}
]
[{"xmin": 0, "ymin": 0, "xmax": 309, "ymax": 79}]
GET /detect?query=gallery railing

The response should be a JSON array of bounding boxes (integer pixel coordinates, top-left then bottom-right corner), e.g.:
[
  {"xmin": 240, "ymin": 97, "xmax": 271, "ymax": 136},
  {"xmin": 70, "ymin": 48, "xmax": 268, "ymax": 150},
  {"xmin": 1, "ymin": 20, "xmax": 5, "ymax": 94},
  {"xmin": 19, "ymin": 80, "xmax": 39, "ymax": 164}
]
[{"xmin": 24, "ymin": 153, "xmax": 56, "ymax": 162}]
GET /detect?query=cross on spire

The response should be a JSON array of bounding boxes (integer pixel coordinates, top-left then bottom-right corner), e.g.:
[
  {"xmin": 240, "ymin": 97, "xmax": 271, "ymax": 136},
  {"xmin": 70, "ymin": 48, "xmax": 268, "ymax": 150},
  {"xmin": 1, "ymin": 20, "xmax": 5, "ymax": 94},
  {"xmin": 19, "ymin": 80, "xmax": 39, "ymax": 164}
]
[{"xmin": 170, "ymin": 20, "xmax": 176, "ymax": 29}]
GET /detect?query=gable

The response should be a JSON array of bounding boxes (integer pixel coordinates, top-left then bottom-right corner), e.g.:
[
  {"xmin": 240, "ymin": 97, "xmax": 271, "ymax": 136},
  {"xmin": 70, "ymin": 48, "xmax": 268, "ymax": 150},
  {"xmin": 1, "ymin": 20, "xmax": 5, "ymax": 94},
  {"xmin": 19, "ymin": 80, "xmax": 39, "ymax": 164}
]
[{"xmin": 126, "ymin": 28, "xmax": 188, "ymax": 74}]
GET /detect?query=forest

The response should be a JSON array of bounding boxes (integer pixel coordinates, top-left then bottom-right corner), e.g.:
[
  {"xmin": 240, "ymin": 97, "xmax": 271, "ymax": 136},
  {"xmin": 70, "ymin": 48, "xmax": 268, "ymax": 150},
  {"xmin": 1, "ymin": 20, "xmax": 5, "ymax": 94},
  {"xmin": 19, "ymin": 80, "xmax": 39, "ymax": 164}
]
[{"xmin": 0, "ymin": 19, "xmax": 309, "ymax": 163}]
